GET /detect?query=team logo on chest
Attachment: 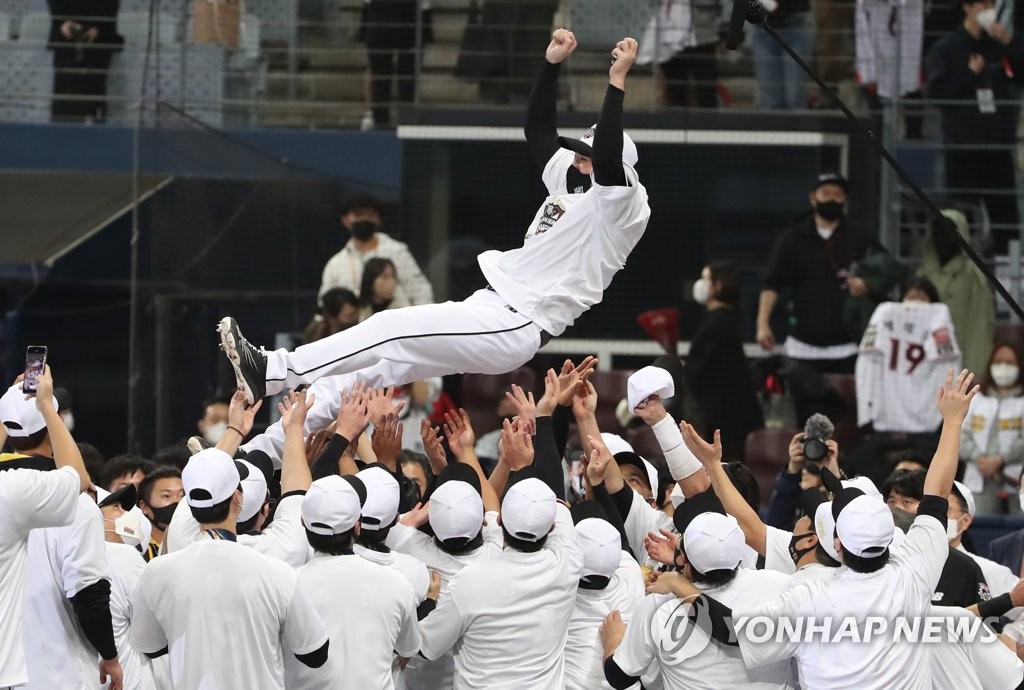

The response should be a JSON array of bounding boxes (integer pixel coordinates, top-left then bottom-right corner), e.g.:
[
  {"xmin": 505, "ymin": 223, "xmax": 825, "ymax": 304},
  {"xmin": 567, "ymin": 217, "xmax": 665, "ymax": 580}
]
[{"xmin": 533, "ymin": 197, "xmax": 567, "ymax": 237}]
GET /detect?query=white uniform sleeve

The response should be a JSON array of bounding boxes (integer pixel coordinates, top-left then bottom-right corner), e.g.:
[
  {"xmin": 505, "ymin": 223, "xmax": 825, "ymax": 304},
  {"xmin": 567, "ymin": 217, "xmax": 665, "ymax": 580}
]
[
  {"xmin": 890, "ymin": 514, "xmax": 949, "ymax": 596},
  {"xmin": 623, "ymin": 490, "xmax": 673, "ymax": 560},
  {"xmin": 764, "ymin": 526, "xmax": 797, "ymax": 575},
  {"xmin": 541, "ymin": 149, "xmax": 574, "ymax": 195},
  {"xmin": 611, "ymin": 593, "xmax": 659, "ymax": 677},
  {"xmin": 254, "ymin": 494, "xmax": 312, "ymax": 568},
  {"xmin": 418, "ymin": 583, "xmax": 467, "ymax": 661},
  {"xmin": 129, "ymin": 576, "xmax": 167, "ymax": 655},
  {"xmin": 283, "ymin": 579, "xmax": 330, "ymax": 656},
  {"xmin": 593, "ymin": 164, "xmax": 649, "ymax": 236},
  {"xmin": 161, "ymin": 499, "xmax": 201, "ymax": 555},
  {"xmin": 243, "ymin": 377, "xmax": 350, "ymax": 467},
  {"xmin": 60, "ymin": 498, "xmax": 110, "ymax": 597},
  {"xmin": 3, "ymin": 465, "xmax": 80, "ymax": 533},
  {"xmin": 386, "ymin": 521, "xmax": 427, "ymax": 554},
  {"xmin": 546, "ymin": 503, "xmax": 584, "ymax": 578},
  {"xmin": 734, "ymin": 583, "xmax": 811, "ymax": 668},
  {"xmin": 394, "ymin": 581, "xmax": 423, "ymax": 658}
]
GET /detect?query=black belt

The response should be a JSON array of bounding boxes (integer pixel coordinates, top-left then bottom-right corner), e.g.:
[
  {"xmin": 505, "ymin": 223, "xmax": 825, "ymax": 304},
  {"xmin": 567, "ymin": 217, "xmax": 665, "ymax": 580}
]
[{"xmin": 485, "ymin": 286, "xmax": 553, "ymax": 347}]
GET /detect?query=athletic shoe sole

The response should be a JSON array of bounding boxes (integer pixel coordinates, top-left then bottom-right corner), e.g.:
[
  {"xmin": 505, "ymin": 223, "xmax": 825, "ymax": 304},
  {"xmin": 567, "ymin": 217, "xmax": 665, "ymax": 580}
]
[
  {"xmin": 187, "ymin": 436, "xmax": 213, "ymax": 456},
  {"xmin": 218, "ymin": 316, "xmax": 259, "ymax": 405}
]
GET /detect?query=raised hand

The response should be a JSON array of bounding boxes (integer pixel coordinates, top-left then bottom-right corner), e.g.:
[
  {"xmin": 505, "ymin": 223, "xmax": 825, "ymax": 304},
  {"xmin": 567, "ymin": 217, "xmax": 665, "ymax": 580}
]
[
  {"xmin": 644, "ymin": 528, "xmax": 680, "ymax": 566},
  {"xmin": 31, "ymin": 364, "xmax": 55, "ymax": 409},
  {"xmin": 609, "ymin": 37, "xmax": 638, "ymax": 86},
  {"xmin": 556, "ymin": 356, "xmax": 598, "ymax": 407},
  {"xmin": 936, "ymin": 368, "xmax": 980, "ymax": 423},
  {"xmin": 366, "ymin": 386, "xmax": 406, "ymax": 425},
  {"xmin": 371, "ymin": 413, "xmax": 404, "ymax": 469},
  {"xmin": 680, "ymin": 422, "xmax": 723, "ymax": 467},
  {"xmin": 634, "ymin": 394, "xmax": 668, "ymax": 425},
  {"xmin": 443, "ymin": 408, "xmax": 476, "ymax": 460},
  {"xmin": 536, "ymin": 368, "xmax": 560, "ymax": 417},
  {"xmin": 600, "ymin": 610, "xmax": 626, "ymax": 657},
  {"xmin": 420, "ymin": 419, "xmax": 448, "ymax": 473},
  {"xmin": 546, "ymin": 28, "xmax": 578, "ymax": 64},
  {"xmin": 505, "ymin": 384, "xmax": 538, "ymax": 435},
  {"xmin": 304, "ymin": 424, "xmax": 334, "ymax": 466},
  {"xmin": 584, "ymin": 439, "xmax": 613, "ymax": 486},
  {"xmin": 336, "ymin": 386, "xmax": 371, "ymax": 441},
  {"xmin": 645, "ymin": 570, "xmax": 700, "ymax": 599},
  {"xmin": 400, "ymin": 501, "xmax": 430, "ymax": 528},
  {"xmin": 572, "ymin": 380, "xmax": 599, "ymax": 420},
  {"xmin": 279, "ymin": 389, "xmax": 315, "ymax": 433},
  {"xmin": 228, "ymin": 389, "xmax": 263, "ymax": 438},
  {"xmin": 499, "ymin": 419, "xmax": 535, "ymax": 471}
]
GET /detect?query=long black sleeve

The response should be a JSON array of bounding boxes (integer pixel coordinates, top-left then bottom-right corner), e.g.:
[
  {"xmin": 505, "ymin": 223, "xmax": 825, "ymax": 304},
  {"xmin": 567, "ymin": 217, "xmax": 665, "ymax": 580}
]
[
  {"xmin": 551, "ymin": 404, "xmax": 572, "ymax": 462},
  {"xmin": 524, "ymin": 60, "xmax": 562, "ymax": 167},
  {"xmin": 534, "ymin": 416, "xmax": 565, "ymax": 501},
  {"xmin": 295, "ymin": 639, "xmax": 330, "ymax": 669},
  {"xmin": 593, "ymin": 482, "xmax": 633, "ymax": 557},
  {"xmin": 604, "ymin": 657, "xmax": 642, "ymax": 689},
  {"xmin": 70, "ymin": 579, "xmax": 117, "ymax": 660},
  {"xmin": 417, "ymin": 598, "xmax": 437, "ymax": 621},
  {"xmin": 311, "ymin": 434, "xmax": 351, "ymax": 480},
  {"xmin": 693, "ymin": 594, "xmax": 739, "ymax": 646},
  {"xmin": 610, "ymin": 484, "xmax": 635, "ymax": 522},
  {"xmin": 592, "ymin": 85, "xmax": 627, "ymax": 187}
]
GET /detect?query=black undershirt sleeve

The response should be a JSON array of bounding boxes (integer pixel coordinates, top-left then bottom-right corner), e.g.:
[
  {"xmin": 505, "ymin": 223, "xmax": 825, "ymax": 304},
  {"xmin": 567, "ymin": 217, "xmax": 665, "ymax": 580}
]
[
  {"xmin": 610, "ymin": 484, "xmax": 635, "ymax": 521},
  {"xmin": 145, "ymin": 646, "xmax": 169, "ymax": 660},
  {"xmin": 695, "ymin": 594, "xmax": 739, "ymax": 646},
  {"xmin": 917, "ymin": 495, "xmax": 950, "ymax": 526},
  {"xmin": 417, "ymin": 598, "xmax": 437, "ymax": 621},
  {"xmin": 551, "ymin": 404, "xmax": 572, "ymax": 462},
  {"xmin": 603, "ymin": 656, "xmax": 642, "ymax": 689},
  {"xmin": 524, "ymin": 60, "xmax": 562, "ymax": 168},
  {"xmin": 70, "ymin": 579, "xmax": 117, "ymax": 660},
  {"xmin": 534, "ymin": 416, "xmax": 565, "ymax": 501},
  {"xmin": 591, "ymin": 85, "xmax": 627, "ymax": 187},
  {"xmin": 593, "ymin": 482, "xmax": 633, "ymax": 557},
  {"xmin": 311, "ymin": 434, "xmax": 351, "ymax": 480},
  {"xmin": 295, "ymin": 639, "xmax": 330, "ymax": 669}
]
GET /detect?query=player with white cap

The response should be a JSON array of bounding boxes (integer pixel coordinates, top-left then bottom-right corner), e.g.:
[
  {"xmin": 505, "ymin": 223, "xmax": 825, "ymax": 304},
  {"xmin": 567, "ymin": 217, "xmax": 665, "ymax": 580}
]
[
  {"xmin": 130, "ymin": 447, "xmax": 329, "ymax": 690},
  {"xmin": 418, "ymin": 476, "xmax": 583, "ymax": 688},
  {"xmin": 216, "ymin": 31, "xmax": 649, "ymax": 406},
  {"xmin": 0, "ymin": 367, "xmax": 95, "ymax": 689},
  {"xmin": 284, "ymin": 475, "xmax": 423, "ymax": 689}
]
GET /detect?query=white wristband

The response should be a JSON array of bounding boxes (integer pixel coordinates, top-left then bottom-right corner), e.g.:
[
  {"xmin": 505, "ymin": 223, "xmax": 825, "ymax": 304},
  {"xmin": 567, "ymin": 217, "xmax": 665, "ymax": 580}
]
[{"xmin": 651, "ymin": 415, "xmax": 702, "ymax": 480}]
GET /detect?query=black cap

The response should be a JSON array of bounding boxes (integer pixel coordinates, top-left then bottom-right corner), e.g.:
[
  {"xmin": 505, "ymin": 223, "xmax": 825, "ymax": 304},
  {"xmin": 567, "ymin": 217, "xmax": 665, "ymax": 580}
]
[
  {"xmin": 433, "ymin": 461, "xmax": 482, "ymax": 495},
  {"xmin": 241, "ymin": 450, "xmax": 274, "ymax": 485},
  {"xmin": 812, "ymin": 172, "xmax": 849, "ymax": 193},
  {"xmin": 672, "ymin": 489, "xmax": 725, "ymax": 536},
  {"xmin": 99, "ymin": 483, "xmax": 137, "ymax": 511},
  {"xmin": 614, "ymin": 452, "xmax": 657, "ymax": 498},
  {"xmin": 570, "ymin": 499, "xmax": 610, "ymax": 525},
  {"xmin": 54, "ymin": 387, "xmax": 72, "ymax": 413},
  {"xmin": 556, "ymin": 135, "xmax": 594, "ymax": 158}
]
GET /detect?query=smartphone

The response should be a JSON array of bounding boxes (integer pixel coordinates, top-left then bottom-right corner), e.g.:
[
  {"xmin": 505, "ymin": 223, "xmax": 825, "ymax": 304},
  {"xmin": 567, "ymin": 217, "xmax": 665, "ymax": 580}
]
[{"xmin": 23, "ymin": 346, "xmax": 47, "ymax": 394}]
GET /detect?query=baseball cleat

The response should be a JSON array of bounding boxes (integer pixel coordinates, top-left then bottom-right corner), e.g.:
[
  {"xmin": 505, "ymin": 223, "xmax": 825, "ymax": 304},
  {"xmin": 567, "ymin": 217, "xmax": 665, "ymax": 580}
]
[{"xmin": 217, "ymin": 317, "xmax": 267, "ymax": 405}]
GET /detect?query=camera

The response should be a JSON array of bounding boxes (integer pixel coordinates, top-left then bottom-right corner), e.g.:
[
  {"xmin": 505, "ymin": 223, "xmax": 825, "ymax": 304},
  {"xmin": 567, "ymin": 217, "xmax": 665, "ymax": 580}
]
[{"xmin": 802, "ymin": 413, "xmax": 834, "ymax": 463}]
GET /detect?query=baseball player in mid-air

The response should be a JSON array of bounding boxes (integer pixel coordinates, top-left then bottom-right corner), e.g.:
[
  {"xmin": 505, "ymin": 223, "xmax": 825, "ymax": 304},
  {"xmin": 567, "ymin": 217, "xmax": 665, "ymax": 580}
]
[{"xmin": 218, "ymin": 30, "xmax": 650, "ymax": 405}]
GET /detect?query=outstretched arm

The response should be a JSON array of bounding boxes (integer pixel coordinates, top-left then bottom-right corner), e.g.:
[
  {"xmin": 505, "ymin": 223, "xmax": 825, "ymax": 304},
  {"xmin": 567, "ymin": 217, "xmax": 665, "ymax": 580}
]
[
  {"xmin": 525, "ymin": 28, "xmax": 577, "ymax": 167},
  {"xmin": 592, "ymin": 37, "xmax": 637, "ymax": 188}
]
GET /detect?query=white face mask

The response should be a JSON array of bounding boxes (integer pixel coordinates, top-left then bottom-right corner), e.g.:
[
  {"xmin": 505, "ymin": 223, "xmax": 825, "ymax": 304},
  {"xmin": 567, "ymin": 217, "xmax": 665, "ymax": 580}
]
[
  {"xmin": 946, "ymin": 518, "xmax": 961, "ymax": 540},
  {"xmin": 106, "ymin": 511, "xmax": 143, "ymax": 548},
  {"xmin": 990, "ymin": 363, "xmax": 1019, "ymax": 388},
  {"xmin": 60, "ymin": 411, "xmax": 75, "ymax": 433},
  {"xmin": 203, "ymin": 421, "xmax": 227, "ymax": 444},
  {"xmin": 692, "ymin": 279, "xmax": 711, "ymax": 305},
  {"xmin": 976, "ymin": 7, "xmax": 997, "ymax": 31}
]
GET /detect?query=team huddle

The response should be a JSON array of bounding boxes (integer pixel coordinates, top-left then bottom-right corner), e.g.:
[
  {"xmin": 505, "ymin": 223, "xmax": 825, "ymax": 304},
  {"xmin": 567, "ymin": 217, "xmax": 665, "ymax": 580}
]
[{"xmin": 2, "ymin": 27, "xmax": 1022, "ymax": 690}]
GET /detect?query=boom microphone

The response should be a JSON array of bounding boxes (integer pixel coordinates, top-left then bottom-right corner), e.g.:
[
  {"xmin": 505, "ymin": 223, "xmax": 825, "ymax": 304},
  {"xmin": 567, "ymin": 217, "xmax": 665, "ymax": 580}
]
[{"xmin": 726, "ymin": 0, "xmax": 768, "ymax": 50}]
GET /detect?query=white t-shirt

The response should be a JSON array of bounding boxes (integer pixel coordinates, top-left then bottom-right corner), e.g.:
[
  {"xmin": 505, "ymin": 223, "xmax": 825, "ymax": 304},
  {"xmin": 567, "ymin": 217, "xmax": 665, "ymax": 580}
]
[
  {"xmin": 928, "ymin": 604, "xmax": 1024, "ymax": 690},
  {"xmin": 354, "ymin": 542, "xmax": 430, "ymax": 603},
  {"xmin": 856, "ymin": 302, "xmax": 962, "ymax": 432},
  {"xmin": 477, "ymin": 154, "xmax": 650, "ymax": 336},
  {"xmin": 614, "ymin": 568, "xmax": 796, "ymax": 689},
  {"xmin": 23, "ymin": 493, "xmax": 111, "ymax": 690},
  {"xmin": 961, "ymin": 394, "xmax": 1024, "ymax": 493},
  {"xmin": 0, "ymin": 465, "xmax": 80, "ymax": 687},
  {"xmin": 736, "ymin": 514, "xmax": 948, "ymax": 690},
  {"xmin": 130, "ymin": 539, "xmax": 328, "ymax": 690},
  {"xmin": 565, "ymin": 551, "xmax": 645, "ymax": 690},
  {"xmin": 284, "ymin": 552, "xmax": 420, "ymax": 690},
  {"xmin": 104, "ymin": 542, "xmax": 155, "ymax": 690},
  {"xmin": 418, "ymin": 503, "xmax": 584, "ymax": 689},
  {"xmin": 623, "ymin": 490, "xmax": 674, "ymax": 566}
]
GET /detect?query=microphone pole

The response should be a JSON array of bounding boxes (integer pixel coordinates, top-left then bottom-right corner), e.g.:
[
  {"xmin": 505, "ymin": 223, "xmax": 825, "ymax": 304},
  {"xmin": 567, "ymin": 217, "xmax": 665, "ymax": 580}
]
[{"xmin": 735, "ymin": 2, "xmax": 1024, "ymax": 322}]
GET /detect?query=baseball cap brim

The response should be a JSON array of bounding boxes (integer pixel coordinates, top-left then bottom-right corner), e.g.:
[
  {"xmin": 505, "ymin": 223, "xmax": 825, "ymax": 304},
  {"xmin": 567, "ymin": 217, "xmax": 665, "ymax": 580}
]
[
  {"xmin": 673, "ymin": 489, "xmax": 725, "ymax": 535},
  {"xmin": 557, "ymin": 136, "xmax": 593, "ymax": 158},
  {"xmin": 98, "ymin": 483, "xmax": 137, "ymax": 511}
]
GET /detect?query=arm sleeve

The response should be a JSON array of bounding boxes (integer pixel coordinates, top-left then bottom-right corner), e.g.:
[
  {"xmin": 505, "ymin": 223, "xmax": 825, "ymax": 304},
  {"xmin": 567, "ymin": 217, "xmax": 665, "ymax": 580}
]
[
  {"xmin": 763, "ymin": 231, "xmax": 795, "ymax": 292},
  {"xmin": 396, "ymin": 594, "xmax": 423, "ymax": 657},
  {"xmin": 418, "ymin": 587, "xmax": 467, "ymax": 660},
  {"xmin": 610, "ymin": 484, "xmax": 635, "ymax": 522},
  {"xmin": 651, "ymin": 415, "xmax": 702, "ymax": 481},
  {"xmin": 603, "ymin": 657, "xmax": 642, "ymax": 689},
  {"xmin": 591, "ymin": 85, "xmax": 627, "ymax": 187},
  {"xmin": 764, "ymin": 470, "xmax": 802, "ymax": 530},
  {"xmin": 926, "ymin": 43, "xmax": 980, "ymax": 98},
  {"xmin": 255, "ymin": 495, "xmax": 311, "ymax": 568},
  {"xmin": 283, "ymin": 584, "xmax": 330, "ymax": 658},
  {"xmin": 311, "ymin": 434, "xmax": 351, "ymax": 480},
  {"xmin": 734, "ymin": 587, "xmax": 806, "ymax": 668},
  {"xmin": 890, "ymin": 495, "xmax": 951, "ymax": 594},
  {"xmin": 417, "ymin": 598, "xmax": 437, "ymax": 621},
  {"xmin": 70, "ymin": 579, "xmax": 118, "ymax": 660},
  {"xmin": 5, "ymin": 465, "xmax": 80, "ymax": 533},
  {"xmin": 129, "ymin": 581, "xmax": 168, "ymax": 655},
  {"xmin": 524, "ymin": 60, "xmax": 562, "ymax": 167},
  {"xmin": 593, "ymin": 482, "xmax": 633, "ymax": 556},
  {"xmin": 551, "ymin": 404, "xmax": 572, "ymax": 462},
  {"xmin": 533, "ymin": 416, "xmax": 566, "ymax": 501}
]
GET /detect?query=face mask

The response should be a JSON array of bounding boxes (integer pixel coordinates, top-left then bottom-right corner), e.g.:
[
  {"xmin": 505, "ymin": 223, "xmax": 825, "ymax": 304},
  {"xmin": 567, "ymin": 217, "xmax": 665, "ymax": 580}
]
[
  {"xmin": 203, "ymin": 421, "xmax": 227, "ymax": 445},
  {"xmin": 350, "ymin": 220, "xmax": 378, "ymax": 241},
  {"xmin": 946, "ymin": 518, "xmax": 961, "ymax": 540},
  {"xmin": 976, "ymin": 7, "xmax": 997, "ymax": 31},
  {"xmin": 60, "ymin": 411, "xmax": 75, "ymax": 433},
  {"xmin": 990, "ymin": 363, "xmax": 1019, "ymax": 388},
  {"xmin": 148, "ymin": 502, "xmax": 178, "ymax": 530},
  {"xmin": 106, "ymin": 512, "xmax": 143, "ymax": 548},
  {"xmin": 788, "ymin": 531, "xmax": 818, "ymax": 564},
  {"xmin": 815, "ymin": 200, "xmax": 845, "ymax": 222},
  {"xmin": 692, "ymin": 279, "xmax": 710, "ymax": 305}
]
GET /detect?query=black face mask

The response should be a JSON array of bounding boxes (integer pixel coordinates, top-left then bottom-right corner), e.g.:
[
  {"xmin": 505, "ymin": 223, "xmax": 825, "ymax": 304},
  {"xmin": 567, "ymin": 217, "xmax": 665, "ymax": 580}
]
[
  {"xmin": 788, "ymin": 531, "xmax": 817, "ymax": 564},
  {"xmin": 814, "ymin": 201, "xmax": 845, "ymax": 222},
  {"xmin": 148, "ymin": 502, "xmax": 178, "ymax": 530},
  {"xmin": 350, "ymin": 220, "xmax": 378, "ymax": 241}
]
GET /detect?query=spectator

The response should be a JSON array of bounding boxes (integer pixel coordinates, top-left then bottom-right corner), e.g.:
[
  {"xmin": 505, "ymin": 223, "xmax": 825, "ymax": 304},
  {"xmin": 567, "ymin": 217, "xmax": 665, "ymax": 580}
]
[
  {"xmin": 46, "ymin": 0, "xmax": 123, "ymax": 122},
  {"xmin": 637, "ymin": 0, "xmax": 726, "ymax": 108},
  {"xmin": 960, "ymin": 341, "xmax": 1024, "ymax": 515},
  {"xmin": 358, "ymin": 257, "xmax": 409, "ymax": 321},
  {"xmin": 101, "ymin": 454, "xmax": 157, "ymax": 492},
  {"xmin": 136, "ymin": 466, "xmax": 184, "ymax": 561},
  {"xmin": 685, "ymin": 262, "xmax": 764, "ymax": 455},
  {"xmin": 926, "ymin": 0, "xmax": 1024, "ymax": 252},
  {"xmin": 77, "ymin": 441, "xmax": 106, "ymax": 486},
  {"xmin": 303, "ymin": 287, "xmax": 360, "ymax": 344},
  {"xmin": 750, "ymin": 0, "xmax": 814, "ymax": 108},
  {"xmin": 398, "ymin": 449, "xmax": 434, "ymax": 500},
  {"xmin": 918, "ymin": 209, "xmax": 995, "ymax": 375},
  {"xmin": 196, "ymin": 394, "xmax": 231, "ymax": 447},
  {"xmin": 319, "ymin": 194, "xmax": 434, "ymax": 306},
  {"xmin": 359, "ymin": 0, "xmax": 433, "ymax": 127}
]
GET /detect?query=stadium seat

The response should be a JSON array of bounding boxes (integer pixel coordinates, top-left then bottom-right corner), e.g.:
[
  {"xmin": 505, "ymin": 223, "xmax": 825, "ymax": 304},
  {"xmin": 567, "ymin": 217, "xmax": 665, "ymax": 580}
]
[
  {"xmin": 0, "ymin": 12, "xmax": 11, "ymax": 40},
  {"xmin": 17, "ymin": 10, "xmax": 47, "ymax": 41},
  {"xmin": 459, "ymin": 368, "xmax": 537, "ymax": 436},
  {"xmin": 0, "ymin": 0, "xmax": 44, "ymax": 37},
  {"xmin": 0, "ymin": 14, "xmax": 51, "ymax": 123},
  {"xmin": 744, "ymin": 428, "xmax": 798, "ymax": 507}
]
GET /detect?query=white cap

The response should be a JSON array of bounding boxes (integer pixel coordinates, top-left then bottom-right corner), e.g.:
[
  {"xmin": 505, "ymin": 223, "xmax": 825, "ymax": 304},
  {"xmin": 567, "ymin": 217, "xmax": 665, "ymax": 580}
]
[
  {"xmin": 683, "ymin": 512, "xmax": 745, "ymax": 574},
  {"xmin": 182, "ymin": 449, "xmax": 240, "ymax": 508},
  {"xmin": 615, "ymin": 398, "xmax": 638, "ymax": 428},
  {"xmin": 236, "ymin": 459, "xmax": 268, "ymax": 523},
  {"xmin": 303, "ymin": 475, "xmax": 364, "ymax": 536},
  {"xmin": 0, "ymin": 384, "xmax": 57, "ymax": 438},
  {"xmin": 669, "ymin": 483, "xmax": 685, "ymax": 509},
  {"xmin": 952, "ymin": 480, "xmax": 976, "ymax": 517},
  {"xmin": 601, "ymin": 433, "xmax": 634, "ymax": 455},
  {"xmin": 429, "ymin": 480, "xmax": 484, "ymax": 542},
  {"xmin": 627, "ymin": 366, "xmax": 675, "ymax": 412},
  {"xmin": 836, "ymin": 494, "xmax": 895, "ymax": 557},
  {"xmin": 841, "ymin": 476, "xmax": 883, "ymax": 500},
  {"xmin": 357, "ymin": 466, "xmax": 400, "ymax": 530},
  {"xmin": 501, "ymin": 478, "xmax": 557, "ymax": 542},
  {"xmin": 576, "ymin": 517, "xmax": 622, "ymax": 579},
  {"xmin": 813, "ymin": 501, "xmax": 840, "ymax": 562}
]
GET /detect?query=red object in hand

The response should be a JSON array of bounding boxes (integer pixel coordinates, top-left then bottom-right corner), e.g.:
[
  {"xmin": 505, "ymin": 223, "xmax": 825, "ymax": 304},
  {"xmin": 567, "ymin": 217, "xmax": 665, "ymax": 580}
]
[{"xmin": 637, "ymin": 308, "xmax": 679, "ymax": 355}]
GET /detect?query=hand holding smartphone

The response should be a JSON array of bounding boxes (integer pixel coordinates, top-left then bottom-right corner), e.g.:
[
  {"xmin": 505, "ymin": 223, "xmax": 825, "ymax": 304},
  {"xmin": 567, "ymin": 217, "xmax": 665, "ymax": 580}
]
[{"xmin": 23, "ymin": 346, "xmax": 47, "ymax": 395}]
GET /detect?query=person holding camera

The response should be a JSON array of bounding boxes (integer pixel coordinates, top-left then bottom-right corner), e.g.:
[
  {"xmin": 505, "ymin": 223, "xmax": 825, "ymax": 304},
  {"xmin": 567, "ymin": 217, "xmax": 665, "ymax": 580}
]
[{"xmin": 764, "ymin": 414, "xmax": 841, "ymax": 530}]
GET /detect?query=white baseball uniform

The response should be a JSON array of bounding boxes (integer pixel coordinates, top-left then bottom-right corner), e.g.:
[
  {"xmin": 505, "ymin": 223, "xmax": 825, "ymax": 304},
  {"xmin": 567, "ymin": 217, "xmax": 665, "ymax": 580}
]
[
  {"xmin": 855, "ymin": 0, "xmax": 923, "ymax": 98},
  {"xmin": 261, "ymin": 154, "xmax": 650, "ymax": 396},
  {"xmin": 960, "ymin": 394, "xmax": 1024, "ymax": 494}
]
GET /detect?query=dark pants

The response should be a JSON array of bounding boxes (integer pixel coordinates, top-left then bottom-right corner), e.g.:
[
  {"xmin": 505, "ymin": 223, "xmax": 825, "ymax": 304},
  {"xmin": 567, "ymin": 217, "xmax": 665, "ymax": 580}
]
[
  {"xmin": 367, "ymin": 45, "xmax": 416, "ymax": 126},
  {"xmin": 945, "ymin": 148, "xmax": 1019, "ymax": 252},
  {"xmin": 784, "ymin": 355, "xmax": 856, "ymax": 427},
  {"xmin": 661, "ymin": 43, "xmax": 718, "ymax": 108},
  {"xmin": 51, "ymin": 44, "xmax": 113, "ymax": 122}
]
